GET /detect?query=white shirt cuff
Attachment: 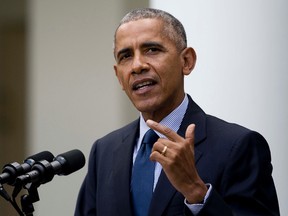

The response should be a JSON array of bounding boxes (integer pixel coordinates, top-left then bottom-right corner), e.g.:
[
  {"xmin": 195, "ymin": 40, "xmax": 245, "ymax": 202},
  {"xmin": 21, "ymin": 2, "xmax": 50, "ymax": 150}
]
[{"xmin": 184, "ymin": 183, "xmax": 212, "ymax": 215}]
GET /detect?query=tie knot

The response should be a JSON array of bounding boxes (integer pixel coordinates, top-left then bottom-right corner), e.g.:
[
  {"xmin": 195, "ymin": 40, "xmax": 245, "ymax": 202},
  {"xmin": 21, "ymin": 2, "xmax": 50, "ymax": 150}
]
[{"xmin": 142, "ymin": 129, "xmax": 159, "ymax": 146}]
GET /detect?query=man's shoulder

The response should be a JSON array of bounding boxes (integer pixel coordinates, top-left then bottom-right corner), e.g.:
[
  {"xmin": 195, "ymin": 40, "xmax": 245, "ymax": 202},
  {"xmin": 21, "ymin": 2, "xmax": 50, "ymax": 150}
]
[
  {"xmin": 206, "ymin": 114, "xmax": 250, "ymax": 133},
  {"xmin": 205, "ymin": 114, "xmax": 267, "ymax": 146}
]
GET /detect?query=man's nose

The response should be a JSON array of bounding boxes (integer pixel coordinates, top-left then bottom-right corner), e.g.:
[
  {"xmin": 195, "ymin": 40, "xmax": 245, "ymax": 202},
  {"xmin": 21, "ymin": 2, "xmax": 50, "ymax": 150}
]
[{"xmin": 131, "ymin": 53, "xmax": 149, "ymax": 74}]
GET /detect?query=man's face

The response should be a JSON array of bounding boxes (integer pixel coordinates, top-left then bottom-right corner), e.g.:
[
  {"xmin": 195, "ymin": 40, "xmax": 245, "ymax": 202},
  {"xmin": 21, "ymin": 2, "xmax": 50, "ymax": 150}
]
[{"xmin": 114, "ymin": 18, "xmax": 192, "ymax": 121}]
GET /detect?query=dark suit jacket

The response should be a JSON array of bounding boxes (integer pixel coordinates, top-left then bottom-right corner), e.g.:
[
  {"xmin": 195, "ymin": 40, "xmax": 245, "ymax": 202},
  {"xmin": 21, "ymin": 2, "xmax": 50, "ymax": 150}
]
[{"xmin": 75, "ymin": 95, "xmax": 279, "ymax": 216}]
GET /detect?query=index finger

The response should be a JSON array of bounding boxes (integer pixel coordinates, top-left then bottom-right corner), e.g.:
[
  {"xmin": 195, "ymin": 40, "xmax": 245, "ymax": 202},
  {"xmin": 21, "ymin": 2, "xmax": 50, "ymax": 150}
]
[{"xmin": 146, "ymin": 119, "xmax": 182, "ymax": 142}]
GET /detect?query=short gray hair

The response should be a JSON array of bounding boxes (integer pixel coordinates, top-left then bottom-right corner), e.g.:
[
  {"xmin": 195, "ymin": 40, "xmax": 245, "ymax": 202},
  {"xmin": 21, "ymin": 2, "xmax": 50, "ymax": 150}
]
[{"xmin": 114, "ymin": 8, "xmax": 187, "ymax": 52}]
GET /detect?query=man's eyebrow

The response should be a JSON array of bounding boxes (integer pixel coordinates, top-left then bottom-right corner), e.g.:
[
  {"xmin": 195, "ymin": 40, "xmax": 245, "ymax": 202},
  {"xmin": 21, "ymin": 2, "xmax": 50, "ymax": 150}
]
[
  {"xmin": 141, "ymin": 41, "xmax": 164, "ymax": 49},
  {"xmin": 115, "ymin": 42, "xmax": 165, "ymax": 59}
]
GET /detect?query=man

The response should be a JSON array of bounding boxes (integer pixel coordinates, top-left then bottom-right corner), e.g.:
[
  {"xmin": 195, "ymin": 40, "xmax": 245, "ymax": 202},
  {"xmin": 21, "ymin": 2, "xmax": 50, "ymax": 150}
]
[{"xmin": 75, "ymin": 8, "xmax": 279, "ymax": 216}]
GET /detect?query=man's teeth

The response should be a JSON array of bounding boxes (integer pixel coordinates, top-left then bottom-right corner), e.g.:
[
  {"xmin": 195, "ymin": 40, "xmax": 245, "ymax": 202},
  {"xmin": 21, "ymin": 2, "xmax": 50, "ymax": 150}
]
[{"xmin": 136, "ymin": 81, "xmax": 153, "ymax": 89}]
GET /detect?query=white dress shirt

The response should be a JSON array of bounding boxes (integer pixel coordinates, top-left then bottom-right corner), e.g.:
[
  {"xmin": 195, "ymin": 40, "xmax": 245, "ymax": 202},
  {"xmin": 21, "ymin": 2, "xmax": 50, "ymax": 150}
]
[{"xmin": 133, "ymin": 94, "xmax": 211, "ymax": 215}]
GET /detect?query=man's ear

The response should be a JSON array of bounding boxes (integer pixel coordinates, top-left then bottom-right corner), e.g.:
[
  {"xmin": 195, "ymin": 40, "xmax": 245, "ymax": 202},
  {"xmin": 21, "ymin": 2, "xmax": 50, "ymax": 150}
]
[
  {"xmin": 181, "ymin": 47, "xmax": 197, "ymax": 75},
  {"xmin": 114, "ymin": 65, "xmax": 124, "ymax": 90}
]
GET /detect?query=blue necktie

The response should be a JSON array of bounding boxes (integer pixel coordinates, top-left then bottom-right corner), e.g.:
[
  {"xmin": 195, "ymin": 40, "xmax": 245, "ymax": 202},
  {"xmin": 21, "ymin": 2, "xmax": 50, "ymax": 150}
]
[{"xmin": 131, "ymin": 129, "xmax": 159, "ymax": 216}]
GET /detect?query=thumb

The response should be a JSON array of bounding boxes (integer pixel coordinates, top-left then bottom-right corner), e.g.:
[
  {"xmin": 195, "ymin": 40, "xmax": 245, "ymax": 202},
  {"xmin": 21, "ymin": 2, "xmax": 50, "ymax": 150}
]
[{"xmin": 185, "ymin": 124, "xmax": 195, "ymax": 145}]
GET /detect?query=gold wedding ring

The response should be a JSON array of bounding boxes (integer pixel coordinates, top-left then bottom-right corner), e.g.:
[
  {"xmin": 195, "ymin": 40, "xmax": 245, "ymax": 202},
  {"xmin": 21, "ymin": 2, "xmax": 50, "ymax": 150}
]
[{"xmin": 161, "ymin": 145, "xmax": 167, "ymax": 156}]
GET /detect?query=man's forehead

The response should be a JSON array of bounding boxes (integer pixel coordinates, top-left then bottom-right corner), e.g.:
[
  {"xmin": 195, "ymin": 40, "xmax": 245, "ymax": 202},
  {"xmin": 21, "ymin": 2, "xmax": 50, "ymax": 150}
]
[
  {"xmin": 116, "ymin": 18, "xmax": 164, "ymax": 35},
  {"xmin": 113, "ymin": 18, "xmax": 167, "ymax": 56}
]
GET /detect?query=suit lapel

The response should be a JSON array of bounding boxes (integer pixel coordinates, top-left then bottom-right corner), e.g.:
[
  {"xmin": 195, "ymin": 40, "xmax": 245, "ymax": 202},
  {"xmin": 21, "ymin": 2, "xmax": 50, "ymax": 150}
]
[
  {"xmin": 148, "ymin": 171, "xmax": 176, "ymax": 216},
  {"xmin": 112, "ymin": 120, "xmax": 139, "ymax": 216},
  {"xmin": 149, "ymin": 95, "xmax": 207, "ymax": 216},
  {"xmin": 178, "ymin": 95, "xmax": 207, "ymax": 145}
]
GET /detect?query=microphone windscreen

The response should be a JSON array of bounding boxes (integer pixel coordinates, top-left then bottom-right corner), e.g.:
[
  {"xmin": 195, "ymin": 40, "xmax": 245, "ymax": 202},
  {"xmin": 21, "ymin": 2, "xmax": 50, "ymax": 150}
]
[
  {"xmin": 55, "ymin": 149, "xmax": 85, "ymax": 175},
  {"xmin": 25, "ymin": 151, "xmax": 54, "ymax": 163}
]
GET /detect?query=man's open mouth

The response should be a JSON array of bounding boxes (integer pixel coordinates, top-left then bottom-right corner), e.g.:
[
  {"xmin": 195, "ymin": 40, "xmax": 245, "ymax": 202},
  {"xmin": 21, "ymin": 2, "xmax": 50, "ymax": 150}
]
[{"xmin": 133, "ymin": 81, "xmax": 156, "ymax": 90}]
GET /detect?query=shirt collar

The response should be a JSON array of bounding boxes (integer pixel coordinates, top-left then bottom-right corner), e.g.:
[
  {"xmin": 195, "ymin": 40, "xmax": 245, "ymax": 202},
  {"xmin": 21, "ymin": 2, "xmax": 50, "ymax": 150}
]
[{"xmin": 139, "ymin": 94, "xmax": 189, "ymax": 140}]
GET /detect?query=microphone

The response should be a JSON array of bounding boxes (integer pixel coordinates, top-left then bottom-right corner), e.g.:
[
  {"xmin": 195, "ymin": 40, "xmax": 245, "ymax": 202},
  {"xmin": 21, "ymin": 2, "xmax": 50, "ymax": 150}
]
[
  {"xmin": 15, "ymin": 149, "xmax": 85, "ymax": 186},
  {"xmin": 0, "ymin": 151, "xmax": 54, "ymax": 185}
]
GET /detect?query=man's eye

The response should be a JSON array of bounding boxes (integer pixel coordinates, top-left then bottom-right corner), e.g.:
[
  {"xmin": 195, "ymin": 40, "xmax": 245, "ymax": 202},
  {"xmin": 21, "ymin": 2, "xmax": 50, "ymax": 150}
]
[
  {"xmin": 119, "ymin": 53, "xmax": 131, "ymax": 62},
  {"xmin": 147, "ymin": 47, "xmax": 159, "ymax": 53}
]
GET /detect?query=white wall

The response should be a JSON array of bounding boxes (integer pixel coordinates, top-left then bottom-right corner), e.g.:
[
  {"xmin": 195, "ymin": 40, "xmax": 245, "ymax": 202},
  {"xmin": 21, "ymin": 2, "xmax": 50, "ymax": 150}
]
[
  {"xmin": 27, "ymin": 1, "xmax": 143, "ymax": 215},
  {"xmin": 151, "ymin": 0, "xmax": 288, "ymax": 215}
]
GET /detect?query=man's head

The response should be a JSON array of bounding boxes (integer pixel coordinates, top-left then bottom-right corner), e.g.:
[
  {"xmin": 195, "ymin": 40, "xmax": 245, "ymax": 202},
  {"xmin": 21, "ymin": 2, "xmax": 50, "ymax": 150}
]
[
  {"xmin": 114, "ymin": 8, "xmax": 187, "ymax": 55},
  {"xmin": 113, "ymin": 8, "xmax": 196, "ymax": 122}
]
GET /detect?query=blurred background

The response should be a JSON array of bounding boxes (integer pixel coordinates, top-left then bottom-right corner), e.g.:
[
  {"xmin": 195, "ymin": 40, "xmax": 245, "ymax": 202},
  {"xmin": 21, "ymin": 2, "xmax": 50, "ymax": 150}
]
[{"xmin": 0, "ymin": 0, "xmax": 287, "ymax": 215}]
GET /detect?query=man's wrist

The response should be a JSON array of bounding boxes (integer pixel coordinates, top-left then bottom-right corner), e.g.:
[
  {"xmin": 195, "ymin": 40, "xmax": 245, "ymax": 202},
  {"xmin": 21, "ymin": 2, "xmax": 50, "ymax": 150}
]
[
  {"xmin": 185, "ymin": 183, "xmax": 212, "ymax": 205},
  {"xmin": 185, "ymin": 182, "xmax": 209, "ymax": 204},
  {"xmin": 184, "ymin": 184, "xmax": 212, "ymax": 215}
]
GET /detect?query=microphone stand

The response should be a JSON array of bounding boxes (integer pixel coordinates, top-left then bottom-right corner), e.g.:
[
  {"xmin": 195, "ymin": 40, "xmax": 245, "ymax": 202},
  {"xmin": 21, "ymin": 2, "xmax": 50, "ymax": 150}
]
[
  {"xmin": 12, "ymin": 181, "xmax": 40, "ymax": 216},
  {"xmin": 1, "ymin": 183, "xmax": 24, "ymax": 216},
  {"xmin": 0, "ymin": 183, "xmax": 10, "ymax": 201},
  {"xmin": 20, "ymin": 182, "xmax": 40, "ymax": 216}
]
